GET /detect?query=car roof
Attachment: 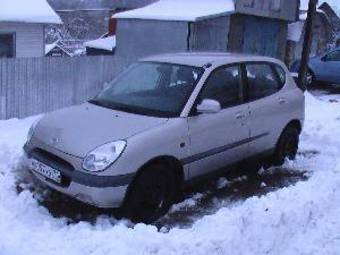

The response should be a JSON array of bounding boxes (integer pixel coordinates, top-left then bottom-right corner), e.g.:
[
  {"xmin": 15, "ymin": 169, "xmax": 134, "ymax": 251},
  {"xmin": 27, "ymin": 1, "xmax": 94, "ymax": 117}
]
[{"xmin": 141, "ymin": 52, "xmax": 283, "ymax": 68}]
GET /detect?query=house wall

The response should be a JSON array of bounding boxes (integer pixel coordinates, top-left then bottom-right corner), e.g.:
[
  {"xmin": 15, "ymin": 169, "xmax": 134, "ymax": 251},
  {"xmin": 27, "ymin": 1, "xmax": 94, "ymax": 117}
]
[
  {"xmin": 286, "ymin": 13, "xmax": 333, "ymax": 66},
  {"xmin": 116, "ymin": 19, "xmax": 188, "ymax": 60},
  {"xmin": 0, "ymin": 22, "xmax": 45, "ymax": 58},
  {"xmin": 236, "ymin": 0, "xmax": 299, "ymax": 22},
  {"xmin": 189, "ymin": 16, "xmax": 230, "ymax": 52},
  {"xmin": 228, "ymin": 14, "xmax": 288, "ymax": 60}
]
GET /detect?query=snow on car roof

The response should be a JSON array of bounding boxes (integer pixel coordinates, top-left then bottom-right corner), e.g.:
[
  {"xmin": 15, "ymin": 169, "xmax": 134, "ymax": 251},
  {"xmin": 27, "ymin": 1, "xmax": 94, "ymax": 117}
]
[
  {"xmin": 84, "ymin": 36, "xmax": 116, "ymax": 51},
  {"xmin": 0, "ymin": 0, "xmax": 62, "ymax": 24},
  {"xmin": 113, "ymin": 0, "xmax": 236, "ymax": 22}
]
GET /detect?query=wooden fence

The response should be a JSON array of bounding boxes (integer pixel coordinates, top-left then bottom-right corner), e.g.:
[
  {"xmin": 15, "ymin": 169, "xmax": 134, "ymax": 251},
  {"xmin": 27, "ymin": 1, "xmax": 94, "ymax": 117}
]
[{"xmin": 0, "ymin": 56, "xmax": 133, "ymax": 119}]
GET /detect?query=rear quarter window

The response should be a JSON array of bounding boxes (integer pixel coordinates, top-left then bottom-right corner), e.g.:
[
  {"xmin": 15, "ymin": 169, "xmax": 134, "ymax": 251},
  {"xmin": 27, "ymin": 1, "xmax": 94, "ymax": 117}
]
[
  {"xmin": 273, "ymin": 64, "xmax": 286, "ymax": 87},
  {"xmin": 245, "ymin": 63, "xmax": 283, "ymax": 101}
]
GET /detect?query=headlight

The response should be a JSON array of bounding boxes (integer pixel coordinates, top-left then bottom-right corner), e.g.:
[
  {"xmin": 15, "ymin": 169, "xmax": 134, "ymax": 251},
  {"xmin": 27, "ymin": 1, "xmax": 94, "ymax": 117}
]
[
  {"xmin": 27, "ymin": 119, "xmax": 40, "ymax": 143},
  {"xmin": 82, "ymin": 141, "xmax": 127, "ymax": 172}
]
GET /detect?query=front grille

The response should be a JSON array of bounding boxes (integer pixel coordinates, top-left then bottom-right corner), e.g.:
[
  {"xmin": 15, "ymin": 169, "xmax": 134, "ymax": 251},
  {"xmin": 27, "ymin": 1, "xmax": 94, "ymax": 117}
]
[{"xmin": 30, "ymin": 148, "xmax": 74, "ymax": 187}]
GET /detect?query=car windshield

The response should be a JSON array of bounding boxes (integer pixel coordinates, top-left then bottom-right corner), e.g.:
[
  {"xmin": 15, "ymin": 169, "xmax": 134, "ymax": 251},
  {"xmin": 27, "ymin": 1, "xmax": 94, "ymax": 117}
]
[{"xmin": 89, "ymin": 62, "xmax": 204, "ymax": 117}]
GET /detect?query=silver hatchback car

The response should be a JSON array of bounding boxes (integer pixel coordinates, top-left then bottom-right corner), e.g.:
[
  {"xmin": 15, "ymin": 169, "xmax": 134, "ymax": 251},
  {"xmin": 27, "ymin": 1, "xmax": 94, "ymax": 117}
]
[{"xmin": 24, "ymin": 53, "xmax": 305, "ymax": 223}]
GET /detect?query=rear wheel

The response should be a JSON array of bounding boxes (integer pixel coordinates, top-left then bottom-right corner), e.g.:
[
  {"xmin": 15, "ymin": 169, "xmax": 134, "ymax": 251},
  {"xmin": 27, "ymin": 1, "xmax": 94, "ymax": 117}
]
[
  {"xmin": 272, "ymin": 126, "xmax": 300, "ymax": 166},
  {"xmin": 122, "ymin": 163, "xmax": 177, "ymax": 224}
]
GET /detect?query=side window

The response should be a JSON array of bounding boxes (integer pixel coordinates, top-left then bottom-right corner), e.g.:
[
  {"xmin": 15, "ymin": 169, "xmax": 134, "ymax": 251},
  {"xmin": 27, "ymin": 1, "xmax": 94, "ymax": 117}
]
[
  {"xmin": 273, "ymin": 64, "xmax": 286, "ymax": 87},
  {"xmin": 246, "ymin": 63, "xmax": 282, "ymax": 101},
  {"xmin": 325, "ymin": 50, "xmax": 340, "ymax": 61},
  {"xmin": 200, "ymin": 65, "xmax": 242, "ymax": 108},
  {"xmin": 0, "ymin": 34, "xmax": 15, "ymax": 58}
]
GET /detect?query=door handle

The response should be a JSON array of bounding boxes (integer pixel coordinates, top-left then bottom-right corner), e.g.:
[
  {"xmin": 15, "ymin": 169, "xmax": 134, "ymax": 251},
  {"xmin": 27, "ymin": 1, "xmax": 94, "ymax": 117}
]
[
  {"xmin": 278, "ymin": 97, "xmax": 287, "ymax": 105},
  {"xmin": 235, "ymin": 112, "xmax": 246, "ymax": 120}
]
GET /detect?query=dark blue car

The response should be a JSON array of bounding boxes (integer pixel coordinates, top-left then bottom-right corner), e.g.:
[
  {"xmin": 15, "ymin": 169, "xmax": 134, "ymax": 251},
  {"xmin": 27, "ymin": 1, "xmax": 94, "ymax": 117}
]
[{"xmin": 291, "ymin": 48, "xmax": 340, "ymax": 87}]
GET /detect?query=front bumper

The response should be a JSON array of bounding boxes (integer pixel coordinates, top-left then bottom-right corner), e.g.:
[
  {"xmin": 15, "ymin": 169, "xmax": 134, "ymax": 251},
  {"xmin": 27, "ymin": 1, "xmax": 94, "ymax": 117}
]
[{"xmin": 24, "ymin": 142, "xmax": 134, "ymax": 208}]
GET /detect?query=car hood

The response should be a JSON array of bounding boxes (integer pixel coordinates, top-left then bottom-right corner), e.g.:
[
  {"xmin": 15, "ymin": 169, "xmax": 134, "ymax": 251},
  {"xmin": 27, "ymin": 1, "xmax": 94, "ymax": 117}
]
[{"xmin": 34, "ymin": 103, "xmax": 168, "ymax": 157}]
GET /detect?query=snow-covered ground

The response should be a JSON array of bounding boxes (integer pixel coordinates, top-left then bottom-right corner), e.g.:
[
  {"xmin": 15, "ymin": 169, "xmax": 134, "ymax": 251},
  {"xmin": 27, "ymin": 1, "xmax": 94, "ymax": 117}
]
[{"xmin": 1, "ymin": 92, "xmax": 340, "ymax": 255}]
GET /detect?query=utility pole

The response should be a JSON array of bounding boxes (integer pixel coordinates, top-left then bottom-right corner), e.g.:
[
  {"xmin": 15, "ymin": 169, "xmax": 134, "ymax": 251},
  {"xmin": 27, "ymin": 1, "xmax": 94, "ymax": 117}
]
[{"xmin": 297, "ymin": 0, "xmax": 318, "ymax": 90}]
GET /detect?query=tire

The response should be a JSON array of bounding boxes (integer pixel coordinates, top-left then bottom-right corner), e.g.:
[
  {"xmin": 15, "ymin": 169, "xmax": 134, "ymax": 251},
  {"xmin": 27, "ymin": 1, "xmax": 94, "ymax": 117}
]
[
  {"xmin": 121, "ymin": 163, "xmax": 177, "ymax": 224},
  {"xmin": 272, "ymin": 126, "xmax": 300, "ymax": 166}
]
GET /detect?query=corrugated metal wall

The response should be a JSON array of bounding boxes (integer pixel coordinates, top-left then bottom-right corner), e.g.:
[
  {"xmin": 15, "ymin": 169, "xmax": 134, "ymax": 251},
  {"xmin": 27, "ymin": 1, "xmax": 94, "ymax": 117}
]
[
  {"xmin": 116, "ymin": 19, "xmax": 188, "ymax": 60},
  {"xmin": 189, "ymin": 16, "xmax": 230, "ymax": 52},
  {"xmin": 0, "ymin": 56, "xmax": 133, "ymax": 119},
  {"xmin": 0, "ymin": 22, "xmax": 45, "ymax": 58},
  {"xmin": 228, "ymin": 14, "xmax": 287, "ymax": 60}
]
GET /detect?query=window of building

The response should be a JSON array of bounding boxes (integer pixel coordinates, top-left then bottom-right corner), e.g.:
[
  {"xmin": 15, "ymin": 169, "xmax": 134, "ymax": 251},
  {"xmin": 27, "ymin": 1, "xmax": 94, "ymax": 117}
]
[{"xmin": 0, "ymin": 33, "xmax": 15, "ymax": 58}]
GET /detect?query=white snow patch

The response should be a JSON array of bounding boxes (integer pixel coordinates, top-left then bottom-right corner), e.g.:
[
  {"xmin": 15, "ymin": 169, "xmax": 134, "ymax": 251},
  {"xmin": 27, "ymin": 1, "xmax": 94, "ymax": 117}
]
[
  {"xmin": 0, "ymin": 0, "xmax": 62, "ymax": 24},
  {"xmin": 84, "ymin": 36, "xmax": 116, "ymax": 51},
  {"xmin": 1, "ymin": 93, "xmax": 340, "ymax": 254},
  {"xmin": 114, "ymin": 0, "xmax": 236, "ymax": 22},
  {"xmin": 288, "ymin": 21, "xmax": 304, "ymax": 42}
]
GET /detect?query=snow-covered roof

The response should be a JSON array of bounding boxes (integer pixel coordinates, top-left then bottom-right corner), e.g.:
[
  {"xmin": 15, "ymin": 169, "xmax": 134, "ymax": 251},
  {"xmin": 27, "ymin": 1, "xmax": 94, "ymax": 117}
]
[
  {"xmin": 45, "ymin": 42, "xmax": 58, "ymax": 54},
  {"xmin": 0, "ymin": 0, "xmax": 62, "ymax": 24},
  {"xmin": 45, "ymin": 41, "xmax": 74, "ymax": 56},
  {"xmin": 84, "ymin": 36, "xmax": 116, "ymax": 51},
  {"xmin": 113, "ymin": 0, "xmax": 236, "ymax": 22}
]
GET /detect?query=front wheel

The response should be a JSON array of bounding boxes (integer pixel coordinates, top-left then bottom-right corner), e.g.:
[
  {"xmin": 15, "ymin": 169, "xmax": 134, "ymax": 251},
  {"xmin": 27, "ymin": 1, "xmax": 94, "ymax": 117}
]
[
  {"xmin": 272, "ymin": 126, "xmax": 300, "ymax": 166},
  {"xmin": 121, "ymin": 163, "xmax": 177, "ymax": 224}
]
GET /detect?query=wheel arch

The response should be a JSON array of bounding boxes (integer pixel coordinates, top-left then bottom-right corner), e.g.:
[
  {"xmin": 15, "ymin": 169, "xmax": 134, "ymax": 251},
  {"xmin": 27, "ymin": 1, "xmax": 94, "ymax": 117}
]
[
  {"xmin": 285, "ymin": 119, "xmax": 302, "ymax": 134},
  {"xmin": 122, "ymin": 155, "xmax": 185, "ymax": 205}
]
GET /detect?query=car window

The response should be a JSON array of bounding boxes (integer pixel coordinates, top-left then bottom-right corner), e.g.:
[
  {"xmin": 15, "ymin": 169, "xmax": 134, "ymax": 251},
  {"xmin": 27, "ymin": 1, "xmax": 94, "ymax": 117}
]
[
  {"xmin": 273, "ymin": 64, "xmax": 286, "ymax": 87},
  {"xmin": 92, "ymin": 62, "xmax": 204, "ymax": 117},
  {"xmin": 111, "ymin": 64, "xmax": 161, "ymax": 94},
  {"xmin": 246, "ymin": 63, "xmax": 282, "ymax": 101},
  {"xmin": 200, "ymin": 65, "xmax": 242, "ymax": 108},
  {"xmin": 325, "ymin": 50, "xmax": 340, "ymax": 61}
]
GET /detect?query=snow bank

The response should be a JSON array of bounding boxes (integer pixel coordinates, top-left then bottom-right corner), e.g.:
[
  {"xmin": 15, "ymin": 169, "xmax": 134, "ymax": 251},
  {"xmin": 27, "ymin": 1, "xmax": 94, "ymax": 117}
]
[
  {"xmin": 114, "ymin": 0, "xmax": 236, "ymax": 22},
  {"xmin": 0, "ymin": 0, "xmax": 62, "ymax": 24},
  {"xmin": 1, "ymin": 93, "xmax": 340, "ymax": 254},
  {"xmin": 84, "ymin": 36, "xmax": 116, "ymax": 51}
]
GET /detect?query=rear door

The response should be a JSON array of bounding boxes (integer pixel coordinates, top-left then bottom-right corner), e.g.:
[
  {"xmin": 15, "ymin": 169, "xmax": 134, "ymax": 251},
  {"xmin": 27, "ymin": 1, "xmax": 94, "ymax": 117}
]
[
  {"xmin": 187, "ymin": 65, "xmax": 250, "ymax": 179},
  {"xmin": 243, "ymin": 62, "xmax": 288, "ymax": 157}
]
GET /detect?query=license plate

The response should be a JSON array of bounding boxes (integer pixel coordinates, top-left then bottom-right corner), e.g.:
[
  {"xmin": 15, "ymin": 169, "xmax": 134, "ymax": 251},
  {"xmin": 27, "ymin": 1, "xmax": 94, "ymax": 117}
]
[{"xmin": 30, "ymin": 159, "xmax": 62, "ymax": 184}]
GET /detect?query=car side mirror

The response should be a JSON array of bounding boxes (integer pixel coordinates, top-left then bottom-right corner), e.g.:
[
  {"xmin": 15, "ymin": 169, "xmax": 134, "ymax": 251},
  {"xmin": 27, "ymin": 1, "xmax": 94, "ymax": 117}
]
[{"xmin": 196, "ymin": 99, "xmax": 221, "ymax": 114}]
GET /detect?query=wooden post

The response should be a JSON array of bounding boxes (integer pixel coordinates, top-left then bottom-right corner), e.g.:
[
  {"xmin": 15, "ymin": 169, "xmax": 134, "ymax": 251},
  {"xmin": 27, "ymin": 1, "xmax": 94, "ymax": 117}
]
[{"xmin": 297, "ymin": 0, "xmax": 318, "ymax": 90}]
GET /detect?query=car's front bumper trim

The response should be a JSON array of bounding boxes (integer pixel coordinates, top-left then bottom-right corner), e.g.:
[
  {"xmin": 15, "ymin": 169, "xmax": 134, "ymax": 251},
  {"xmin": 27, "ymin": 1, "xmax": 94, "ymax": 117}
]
[{"xmin": 24, "ymin": 145, "xmax": 136, "ymax": 188}]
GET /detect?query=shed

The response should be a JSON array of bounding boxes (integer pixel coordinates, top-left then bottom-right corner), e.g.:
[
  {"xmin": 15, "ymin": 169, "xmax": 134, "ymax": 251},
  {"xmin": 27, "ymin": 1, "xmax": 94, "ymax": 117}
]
[
  {"xmin": 84, "ymin": 36, "xmax": 116, "ymax": 55},
  {"xmin": 45, "ymin": 41, "xmax": 73, "ymax": 57},
  {"xmin": 113, "ymin": 0, "xmax": 299, "ymax": 61},
  {"xmin": 286, "ymin": 1, "xmax": 334, "ymax": 66},
  {"xmin": 0, "ymin": 0, "xmax": 62, "ymax": 58}
]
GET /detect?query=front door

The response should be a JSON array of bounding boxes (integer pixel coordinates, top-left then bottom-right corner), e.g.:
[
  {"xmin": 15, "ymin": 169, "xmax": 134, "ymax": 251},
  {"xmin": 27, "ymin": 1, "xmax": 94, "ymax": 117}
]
[{"xmin": 186, "ymin": 65, "xmax": 250, "ymax": 179}]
